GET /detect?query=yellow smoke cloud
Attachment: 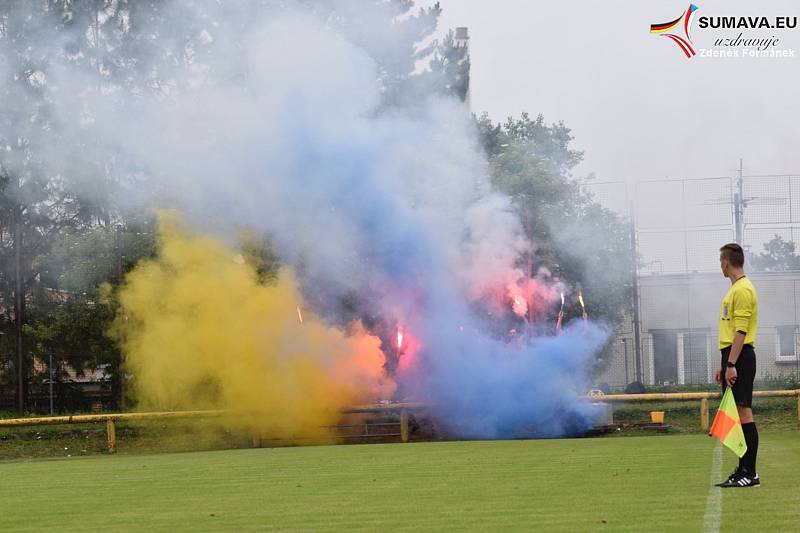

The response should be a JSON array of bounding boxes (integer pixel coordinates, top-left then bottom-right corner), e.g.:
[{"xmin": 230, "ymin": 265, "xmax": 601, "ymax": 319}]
[{"xmin": 110, "ymin": 212, "xmax": 394, "ymax": 443}]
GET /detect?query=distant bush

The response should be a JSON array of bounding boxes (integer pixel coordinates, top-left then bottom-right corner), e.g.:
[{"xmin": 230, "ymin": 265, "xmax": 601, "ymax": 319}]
[{"xmin": 755, "ymin": 372, "xmax": 800, "ymax": 390}]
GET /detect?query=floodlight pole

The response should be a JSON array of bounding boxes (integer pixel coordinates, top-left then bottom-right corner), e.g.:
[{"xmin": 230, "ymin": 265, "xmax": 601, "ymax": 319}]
[
  {"xmin": 734, "ymin": 158, "xmax": 744, "ymax": 244},
  {"xmin": 630, "ymin": 201, "xmax": 643, "ymax": 383}
]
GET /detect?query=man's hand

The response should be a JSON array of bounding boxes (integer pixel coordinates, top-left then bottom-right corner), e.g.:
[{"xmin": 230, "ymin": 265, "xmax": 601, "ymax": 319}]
[
  {"xmin": 714, "ymin": 368, "xmax": 722, "ymax": 383},
  {"xmin": 725, "ymin": 366, "xmax": 738, "ymax": 386}
]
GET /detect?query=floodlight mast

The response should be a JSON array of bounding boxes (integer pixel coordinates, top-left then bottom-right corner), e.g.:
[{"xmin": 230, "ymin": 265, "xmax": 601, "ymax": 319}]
[
  {"xmin": 734, "ymin": 158, "xmax": 744, "ymax": 245},
  {"xmin": 630, "ymin": 200, "xmax": 643, "ymax": 383}
]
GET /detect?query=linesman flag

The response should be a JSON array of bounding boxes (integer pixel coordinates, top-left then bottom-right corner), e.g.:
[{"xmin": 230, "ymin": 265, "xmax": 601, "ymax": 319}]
[{"xmin": 708, "ymin": 387, "xmax": 747, "ymax": 458}]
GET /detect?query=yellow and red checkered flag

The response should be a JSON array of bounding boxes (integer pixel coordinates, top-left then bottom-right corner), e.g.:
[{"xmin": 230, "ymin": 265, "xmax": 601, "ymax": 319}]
[{"xmin": 708, "ymin": 387, "xmax": 747, "ymax": 458}]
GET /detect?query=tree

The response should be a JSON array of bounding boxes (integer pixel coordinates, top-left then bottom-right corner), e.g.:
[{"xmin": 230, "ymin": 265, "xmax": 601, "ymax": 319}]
[
  {"xmin": 418, "ymin": 28, "xmax": 470, "ymax": 102},
  {"xmin": 0, "ymin": 2, "xmax": 87, "ymax": 412},
  {"xmin": 24, "ymin": 215, "xmax": 158, "ymax": 410},
  {"xmin": 0, "ymin": 0, "xmax": 146, "ymax": 412},
  {"xmin": 748, "ymin": 235, "xmax": 800, "ymax": 272},
  {"xmin": 0, "ymin": 0, "xmax": 236, "ymax": 411},
  {"xmin": 476, "ymin": 112, "xmax": 633, "ymax": 369}
]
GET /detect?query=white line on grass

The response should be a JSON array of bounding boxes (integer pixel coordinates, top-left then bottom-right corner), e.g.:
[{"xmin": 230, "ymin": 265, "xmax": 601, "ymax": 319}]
[{"xmin": 703, "ymin": 443, "xmax": 723, "ymax": 533}]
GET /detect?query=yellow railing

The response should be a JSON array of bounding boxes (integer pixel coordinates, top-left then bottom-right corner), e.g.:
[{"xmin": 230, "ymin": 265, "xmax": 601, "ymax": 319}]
[
  {"xmin": 0, "ymin": 404, "xmax": 422, "ymax": 453},
  {"xmin": 585, "ymin": 389, "xmax": 800, "ymax": 431},
  {"xmin": 1, "ymin": 392, "xmax": 797, "ymax": 453}
]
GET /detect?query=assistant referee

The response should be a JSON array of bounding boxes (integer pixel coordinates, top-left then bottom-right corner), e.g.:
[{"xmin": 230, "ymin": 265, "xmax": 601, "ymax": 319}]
[{"xmin": 715, "ymin": 243, "xmax": 760, "ymax": 488}]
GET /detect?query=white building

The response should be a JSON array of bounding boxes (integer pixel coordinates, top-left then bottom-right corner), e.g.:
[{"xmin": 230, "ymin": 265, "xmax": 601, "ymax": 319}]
[{"xmin": 598, "ymin": 271, "xmax": 800, "ymax": 388}]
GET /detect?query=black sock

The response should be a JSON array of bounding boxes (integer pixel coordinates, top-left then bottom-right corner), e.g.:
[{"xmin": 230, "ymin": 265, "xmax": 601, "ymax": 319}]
[{"xmin": 741, "ymin": 422, "xmax": 759, "ymax": 475}]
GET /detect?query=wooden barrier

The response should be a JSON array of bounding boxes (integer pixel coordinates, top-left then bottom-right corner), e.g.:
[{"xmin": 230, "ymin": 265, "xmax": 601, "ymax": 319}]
[
  {"xmin": 589, "ymin": 390, "xmax": 800, "ymax": 402},
  {"xmin": 400, "ymin": 409, "xmax": 409, "ymax": 443},
  {"xmin": 700, "ymin": 398, "xmax": 709, "ymax": 431},
  {"xmin": 0, "ymin": 409, "xmax": 227, "ymax": 427},
  {"xmin": 106, "ymin": 419, "xmax": 117, "ymax": 454},
  {"xmin": 0, "ymin": 405, "xmax": 421, "ymax": 453},
  {"xmin": 586, "ymin": 389, "xmax": 800, "ymax": 431},
  {"xmin": 0, "ymin": 393, "xmax": 796, "ymax": 453},
  {"xmin": 0, "ymin": 410, "xmax": 227, "ymax": 454}
]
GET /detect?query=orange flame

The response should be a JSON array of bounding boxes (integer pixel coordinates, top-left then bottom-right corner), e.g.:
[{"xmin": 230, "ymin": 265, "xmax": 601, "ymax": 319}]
[
  {"xmin": 397, "ymin": 329, "xmax": 404, "ymax": 350},
  {"xmin": 510, "ymin": 292, "xmax": 528, "ymax": 317},
  {"xmin": 296, "ymin": 305, "xmax": 303, "ymax": 324}
]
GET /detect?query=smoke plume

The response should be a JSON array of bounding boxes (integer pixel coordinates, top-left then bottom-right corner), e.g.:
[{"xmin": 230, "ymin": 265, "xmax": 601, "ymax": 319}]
[{"xmin": 13, "ymin": 1, "xmax": 610, "ymax": 438}]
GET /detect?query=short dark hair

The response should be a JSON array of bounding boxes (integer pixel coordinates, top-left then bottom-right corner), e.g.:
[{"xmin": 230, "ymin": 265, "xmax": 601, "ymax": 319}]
[{"xmin": 720, "ymin": 243, "xmax": 744, "ymax": 267}]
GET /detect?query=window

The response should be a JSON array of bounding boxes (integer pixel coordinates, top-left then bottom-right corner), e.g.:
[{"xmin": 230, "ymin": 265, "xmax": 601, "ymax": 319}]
[{"xmin": 776, "ymin": 325, "xmax": 798, "ymax": 361}]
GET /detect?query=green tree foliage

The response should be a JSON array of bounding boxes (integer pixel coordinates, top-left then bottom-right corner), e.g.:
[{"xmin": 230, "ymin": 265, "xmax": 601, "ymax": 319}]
[
  {"xmin": 748, "ymin": 234, "xmax": 800, "ymax": 272},
  {"xmin": 238, "ymin": 230, "xmax": 281, "ymax": 285},
  {"xmin": 419, "ymin": 28, "xmax": 470, "ymax": 101},
  {"xmin": 476, "ymin": 112, "xmax": 633, "ymax": 367},
  {"xmin": 24, "ymin": 219, "xmax": 155, "ymax": 400}
]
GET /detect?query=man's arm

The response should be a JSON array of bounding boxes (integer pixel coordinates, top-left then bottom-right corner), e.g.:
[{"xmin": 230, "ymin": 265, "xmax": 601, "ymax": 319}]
[
  {"xmin": 728, "ymin": 331, "xmax": 746, "ymax": 364},
  {"xmin": 725, "ymin": 331, "xmax": 747, "ymax": 385}
]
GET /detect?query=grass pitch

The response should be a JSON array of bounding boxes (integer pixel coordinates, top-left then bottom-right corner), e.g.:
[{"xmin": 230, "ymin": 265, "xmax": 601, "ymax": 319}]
[{"xmin": 1, "ymin": 432, "xmax": 798, "ymax": 532}]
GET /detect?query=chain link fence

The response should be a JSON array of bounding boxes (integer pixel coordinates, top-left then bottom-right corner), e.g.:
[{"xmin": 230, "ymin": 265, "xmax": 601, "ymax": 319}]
[
  {"xmin": 586, "ymin": 174, "xmax": 800, "ymax": 274},
  {"xmin": 586, "ymin": 174, "xmax": 800, "ymax": 389},
  {"xmin": 598, "ymin": 330, "xmax": 800, "ymax": 390},
  {"xmin": 743, "ymin": 174, "xmax": 800, "ymax": 256}
]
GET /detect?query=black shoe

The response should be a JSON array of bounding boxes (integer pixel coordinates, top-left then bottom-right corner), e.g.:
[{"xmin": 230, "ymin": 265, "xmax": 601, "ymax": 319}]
[
  {"xmin": 715, "ymin": 467, "xmax": 741, "ymax": 487},
  {"xmin": 719, "ymin": 473, "xmax": 760, "ymax": 488}
]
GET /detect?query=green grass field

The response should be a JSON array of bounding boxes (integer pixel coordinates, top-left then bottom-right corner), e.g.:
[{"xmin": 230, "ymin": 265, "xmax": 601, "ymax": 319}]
[{"xmin": 1, "ymin": 431, "xmax": 798, "ymax": 532}]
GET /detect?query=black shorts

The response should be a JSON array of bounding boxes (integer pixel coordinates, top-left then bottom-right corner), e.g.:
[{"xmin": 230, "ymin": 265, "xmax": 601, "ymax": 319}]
[{"xmin": 720, "ymin": 344, "xmax": 756, "ymax": 407}]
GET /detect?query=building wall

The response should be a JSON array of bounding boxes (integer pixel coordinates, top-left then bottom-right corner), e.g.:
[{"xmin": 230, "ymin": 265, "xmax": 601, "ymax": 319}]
[{"xmin": 598, "ymin": 272, "xmax": 800, "ymax": 388}]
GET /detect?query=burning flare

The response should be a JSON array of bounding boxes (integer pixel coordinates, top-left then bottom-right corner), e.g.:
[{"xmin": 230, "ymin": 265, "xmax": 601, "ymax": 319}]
[
  {"xmin": 578, "ymin": 291, "xmax": 588, "ymax": 320},
  {"xmin": 556, "ymin": 291, "xmax": 565, "ymax": 333},
  {"xmin": 510, "ymin": 292, "xmax": 527, "ymax": 318}
]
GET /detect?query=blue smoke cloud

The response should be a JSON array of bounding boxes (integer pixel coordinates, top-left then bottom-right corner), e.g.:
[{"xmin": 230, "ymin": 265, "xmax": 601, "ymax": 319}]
[{"xmin": 266, "ymin": 108, "xmax": 610, "ymax": 438}]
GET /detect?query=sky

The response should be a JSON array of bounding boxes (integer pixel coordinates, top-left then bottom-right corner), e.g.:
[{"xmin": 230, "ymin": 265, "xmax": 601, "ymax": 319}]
[{"xmin": 430, "ymin": 0, "xmax": 800, "ymax": 184}]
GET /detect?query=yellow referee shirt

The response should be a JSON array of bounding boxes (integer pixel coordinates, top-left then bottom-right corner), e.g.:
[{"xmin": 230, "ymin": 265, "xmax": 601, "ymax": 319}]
[{"xmin": 719, "ymin": 276, "xmax": 758, "ymax": 349}]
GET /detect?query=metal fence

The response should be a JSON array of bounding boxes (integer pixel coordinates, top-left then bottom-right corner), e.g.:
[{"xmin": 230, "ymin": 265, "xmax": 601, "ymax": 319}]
[
  {"xmin": 598, "ymin": 330, "xmax": 800, "ymax": 390},
  {"xmin": 743, "ymin": 174, "xmax": 800, "ymax": 254},
  {"xmin": 585, "ymin": 174, "xmax": 800, "ymax": 275}
]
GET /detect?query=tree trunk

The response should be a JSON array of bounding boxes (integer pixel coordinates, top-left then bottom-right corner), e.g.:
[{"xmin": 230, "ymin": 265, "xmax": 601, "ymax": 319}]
[{"xmin": 13, "ymin": 202, "xmax": 25, "ymax": 415}]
